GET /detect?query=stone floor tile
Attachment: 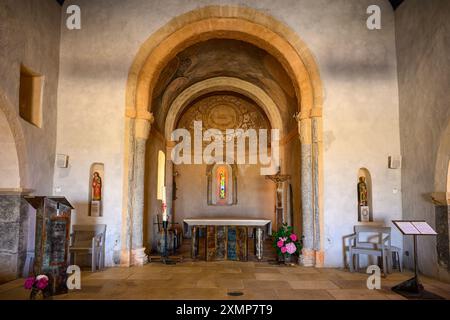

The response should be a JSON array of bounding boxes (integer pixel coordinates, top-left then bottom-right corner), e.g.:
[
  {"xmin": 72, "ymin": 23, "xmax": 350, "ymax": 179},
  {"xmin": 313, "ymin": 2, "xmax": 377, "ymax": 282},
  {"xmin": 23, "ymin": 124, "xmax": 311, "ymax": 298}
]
[
  {"xmin": 327, "ymin": 288, "xmax": 392, "ymax": 300},
  {"xmin": 289, "ymin": 280, "xmax": 340, "ymax": 290},
  {"xmin": 243, "ymin": 279, "xmax": 289, "ymax": 290},
  {"xmin": 275, "ymin": 289, "xmax": 335, "ymax": 300},
  {"xmin": 254, "ymin": 273, "xmax": 290, "ymax": 281}
]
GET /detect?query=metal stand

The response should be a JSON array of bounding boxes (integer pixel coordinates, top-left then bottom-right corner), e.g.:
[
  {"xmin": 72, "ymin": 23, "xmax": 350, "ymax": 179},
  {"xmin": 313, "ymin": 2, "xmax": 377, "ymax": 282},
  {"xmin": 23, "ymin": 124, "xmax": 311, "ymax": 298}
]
[
  {"xmin": 392, "ymin": 235, "xmax": 424, "ymax": 296},
  {"xmin": 160, "ymin": 220, "xmax": 175, "ymax": 264},
  {"xmin": 148, "ymin": 220, "xmax": 183, "ymax": 264}
]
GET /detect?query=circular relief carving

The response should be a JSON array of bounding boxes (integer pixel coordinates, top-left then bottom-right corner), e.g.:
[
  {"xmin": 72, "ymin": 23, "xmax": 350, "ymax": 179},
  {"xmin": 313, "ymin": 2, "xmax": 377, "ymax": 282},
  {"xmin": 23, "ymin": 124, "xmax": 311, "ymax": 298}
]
[
  {"xmin": 177, "ymin": 94, "xmax": 270, "ymax": 133},
  {"xmin": 206, "ymin": 103, "xmax": 241, "ymax": 130}
]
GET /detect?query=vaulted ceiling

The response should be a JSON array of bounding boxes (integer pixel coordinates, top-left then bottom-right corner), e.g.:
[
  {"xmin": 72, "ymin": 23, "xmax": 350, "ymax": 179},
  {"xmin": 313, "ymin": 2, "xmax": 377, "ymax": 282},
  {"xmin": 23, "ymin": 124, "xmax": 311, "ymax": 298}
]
[{"xmin": 55, "ymin": 0, "xmax": 405, "ymax": 10}]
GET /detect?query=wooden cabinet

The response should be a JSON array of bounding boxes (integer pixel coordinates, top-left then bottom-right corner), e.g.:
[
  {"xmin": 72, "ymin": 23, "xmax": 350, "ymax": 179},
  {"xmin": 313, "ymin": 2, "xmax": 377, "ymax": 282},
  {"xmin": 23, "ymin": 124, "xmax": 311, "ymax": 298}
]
[{"xmin": 24, "ymin": 197, "xmax": 73, "ymax": 295}]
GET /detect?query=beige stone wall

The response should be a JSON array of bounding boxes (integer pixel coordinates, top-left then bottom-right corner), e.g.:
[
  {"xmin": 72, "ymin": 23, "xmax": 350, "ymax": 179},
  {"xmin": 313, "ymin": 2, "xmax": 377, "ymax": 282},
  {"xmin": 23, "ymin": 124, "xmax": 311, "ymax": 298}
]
[
  {"xmin": 0, "ymin": 112, "xmax": 20, "ymax": 188},
  {"xmin": 396, "ymin": 0, "xmax": 450, "ymax": 281},
  {"xmin": 174, "ymin": 163, "xmax": 275, "ymax": 222},
  {"xmin": 54, "ymin": 0, "xmax": 402, "ymax": 266},
  {"xmin": 0, "ymin": 0, "xmax": 61, "ymax": 193}
]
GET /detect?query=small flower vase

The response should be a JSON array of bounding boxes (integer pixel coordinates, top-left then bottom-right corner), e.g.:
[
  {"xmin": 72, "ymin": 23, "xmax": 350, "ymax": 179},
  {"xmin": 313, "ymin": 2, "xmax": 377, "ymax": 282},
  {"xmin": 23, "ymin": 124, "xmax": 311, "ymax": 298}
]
[
  {"xmin": 30, "ymin": 288, "xmax": 44, "ymax": 300},
  {"xmin": 283, "ymin": 254, "xmax": 293, "ymax": 265}
]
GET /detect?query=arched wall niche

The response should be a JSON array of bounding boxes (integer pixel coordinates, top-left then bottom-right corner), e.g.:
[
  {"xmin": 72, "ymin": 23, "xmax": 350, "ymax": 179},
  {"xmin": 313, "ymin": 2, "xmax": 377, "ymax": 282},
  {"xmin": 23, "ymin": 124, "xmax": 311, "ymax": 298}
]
[
  {"xmin": 357, "ymin": 168, "xmax": 373, "ymax": 222},
  {"xmin": 206, "ymin": 163, "xmax": 238, "ymax": 206},
  {"xmin": 122, "ymin": 5, "xmax": 324, "ymax": 267}
]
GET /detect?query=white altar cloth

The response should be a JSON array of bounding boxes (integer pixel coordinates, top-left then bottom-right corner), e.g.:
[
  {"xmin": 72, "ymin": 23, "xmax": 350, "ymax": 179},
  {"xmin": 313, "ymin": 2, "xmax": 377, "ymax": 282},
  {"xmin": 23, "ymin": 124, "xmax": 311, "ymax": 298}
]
[{"xmin": 183, "ymin": 218, "xmax": 272, "ymax": 236}]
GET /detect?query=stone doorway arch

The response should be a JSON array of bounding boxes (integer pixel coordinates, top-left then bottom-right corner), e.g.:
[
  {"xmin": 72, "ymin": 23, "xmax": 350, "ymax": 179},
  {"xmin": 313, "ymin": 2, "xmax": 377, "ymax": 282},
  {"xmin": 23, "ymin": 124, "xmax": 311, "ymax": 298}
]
[
  {"xmin": 121, "ymin": 5, "xmax": 324, "ymax": 267},
  {"xmin": 0, "ymin": 89, "xmax": 28, "ymax": 189}
]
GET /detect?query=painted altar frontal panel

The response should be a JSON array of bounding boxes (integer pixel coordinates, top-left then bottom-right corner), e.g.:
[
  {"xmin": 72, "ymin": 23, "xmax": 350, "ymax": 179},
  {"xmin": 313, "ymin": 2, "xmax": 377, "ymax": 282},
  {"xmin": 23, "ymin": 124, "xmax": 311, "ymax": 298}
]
[{"xmin": 206, "ymin": 226, "xmax": 247, "ymax": 261}]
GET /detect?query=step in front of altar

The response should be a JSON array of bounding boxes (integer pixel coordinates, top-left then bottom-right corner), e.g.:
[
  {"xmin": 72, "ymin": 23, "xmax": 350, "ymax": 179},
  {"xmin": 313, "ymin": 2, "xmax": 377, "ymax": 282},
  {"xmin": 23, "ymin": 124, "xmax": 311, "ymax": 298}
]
[{"xmin": 206, "ymin": 226, "xmax": 248, "ymax": 261}]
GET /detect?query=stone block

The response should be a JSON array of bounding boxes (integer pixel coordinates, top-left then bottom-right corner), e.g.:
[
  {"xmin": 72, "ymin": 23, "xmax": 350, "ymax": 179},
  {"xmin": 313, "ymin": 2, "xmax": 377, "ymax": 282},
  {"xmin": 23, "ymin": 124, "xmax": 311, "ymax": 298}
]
[
  {"xmin": 0, "ymin": 252, "xmax": 18, "ymax": 284},
  {"xmin": 0, "ymin": 222, "xmax": 19, "ymax": 252},
  {"xmin": 0, "ymin": 195, "xmax": 20, "ymax": 223}
]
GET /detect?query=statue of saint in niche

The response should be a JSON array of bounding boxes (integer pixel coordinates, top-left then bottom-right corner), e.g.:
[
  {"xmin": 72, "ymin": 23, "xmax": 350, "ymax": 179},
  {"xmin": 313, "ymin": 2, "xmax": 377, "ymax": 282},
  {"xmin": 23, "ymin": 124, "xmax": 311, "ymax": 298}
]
[
  {"xmin": 357, "ymin": 176, "xmax": 368, "ymax": 206},
  {"xmin": 92, "ymin": 172, "xmax": 102, "ymax": 201}
]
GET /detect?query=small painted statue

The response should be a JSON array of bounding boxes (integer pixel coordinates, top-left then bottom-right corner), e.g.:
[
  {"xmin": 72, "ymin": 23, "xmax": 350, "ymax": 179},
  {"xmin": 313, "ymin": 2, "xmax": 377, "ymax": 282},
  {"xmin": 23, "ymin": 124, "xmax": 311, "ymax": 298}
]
[
  {"xmin": 92, "ymin": 172, "xmax": 102, "ymax": 201},
  {"xmin": 357, "ymin": 176, "xmax": 368, "ymax": 206}
]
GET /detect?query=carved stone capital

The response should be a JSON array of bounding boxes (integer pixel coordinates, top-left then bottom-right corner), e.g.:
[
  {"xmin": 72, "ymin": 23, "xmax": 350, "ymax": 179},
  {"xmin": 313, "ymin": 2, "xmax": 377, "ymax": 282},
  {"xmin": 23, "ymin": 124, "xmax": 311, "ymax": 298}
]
[
  {"xmin": 294, "ymin": 110, "xmax": 310, "ymax": 122},
  {"xmin": 298, "ymin": 117, "xmax": 312, "ymax": 144},
  {"xmin": 125, "ymin": 107, "xmax": 137, "ymax": 119},
  {"xmin": 310, "ymin": 107, "xmax": 322, "ymax": 118},
  {"xmin": 166, "ymin": 141, "xmax": 177, "ymax": 148},
  {"xmin": 134, "ymin": 118, "xmax": 152, "ymax": 140},
  {"xmin": 312, "ymin": 117, "xmax": 323, "ymax": 143}
]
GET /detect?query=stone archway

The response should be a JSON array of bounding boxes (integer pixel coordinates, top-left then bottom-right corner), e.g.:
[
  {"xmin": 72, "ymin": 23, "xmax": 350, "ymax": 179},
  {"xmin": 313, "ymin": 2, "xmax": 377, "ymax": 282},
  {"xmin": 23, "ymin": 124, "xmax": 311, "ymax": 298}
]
[
  {"xmin": 161, "ymin": 77, "xmax": 284, "ymax": 229},
  {"xmin": 0, "ymin": 89, "xmax": 28, "ymax": 189},
  {"xmin": 122, "ymin": 5, "xmax": 324, "ymax": 267}
]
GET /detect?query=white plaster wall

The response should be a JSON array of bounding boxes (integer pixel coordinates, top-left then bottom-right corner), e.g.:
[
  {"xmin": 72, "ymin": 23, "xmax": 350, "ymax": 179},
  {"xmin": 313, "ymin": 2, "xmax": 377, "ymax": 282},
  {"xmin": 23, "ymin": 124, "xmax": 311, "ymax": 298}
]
[
  {"xmin": 0, "ymin": 0, "xmax": 61, "ymax": 193},
  {"xmin": 396, "ymin": 0, "xmax": 450, "ymax": 281},
  {"xmin": 54, "ymin": 0, "xmax": 402, "ymax": 266},
  {"xmin": 0, "ymin": 112, "xmax": 20, "ymax": 188}
]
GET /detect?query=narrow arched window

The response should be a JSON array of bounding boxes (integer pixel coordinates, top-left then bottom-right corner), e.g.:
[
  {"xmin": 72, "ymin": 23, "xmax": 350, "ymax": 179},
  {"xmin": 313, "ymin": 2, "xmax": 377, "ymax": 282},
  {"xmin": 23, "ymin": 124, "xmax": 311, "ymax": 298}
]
[
  {"xmin": 207, "ymin": 163, "xmax": 237, "ymax": 206},
  {"xmin": 218, "ymin": 166, "xmax": 227, "ymax": 200},
  {"xmin": 157, "ymin": 150, "xmax": 165, "ymax": 199}
]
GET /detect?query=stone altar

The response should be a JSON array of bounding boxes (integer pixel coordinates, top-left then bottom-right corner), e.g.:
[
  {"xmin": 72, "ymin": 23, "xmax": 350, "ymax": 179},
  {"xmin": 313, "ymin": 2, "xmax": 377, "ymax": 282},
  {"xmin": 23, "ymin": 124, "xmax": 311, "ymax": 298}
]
[{"xmin": 183, "ymin": 218, "xmax": 272, "ymax": 261}]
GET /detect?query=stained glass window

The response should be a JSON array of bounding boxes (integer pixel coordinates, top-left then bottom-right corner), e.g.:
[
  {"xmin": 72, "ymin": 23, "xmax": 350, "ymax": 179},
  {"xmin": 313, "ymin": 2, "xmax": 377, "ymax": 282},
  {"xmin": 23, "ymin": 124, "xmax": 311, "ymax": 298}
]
[{"xmin": 219, "ymin": 167, "xmax": 226, "ymax": 199}]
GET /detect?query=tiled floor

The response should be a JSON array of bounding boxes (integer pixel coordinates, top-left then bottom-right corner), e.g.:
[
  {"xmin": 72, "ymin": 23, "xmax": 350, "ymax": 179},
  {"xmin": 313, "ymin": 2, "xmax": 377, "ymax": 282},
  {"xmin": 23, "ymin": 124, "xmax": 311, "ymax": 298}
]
[
  {"xmin": 1, "ymin": 261, "xmax": 449, "ymax": 300},
  {"xmin": 1, "ymin": 240, "xmax": 449, "ymax": 300}
]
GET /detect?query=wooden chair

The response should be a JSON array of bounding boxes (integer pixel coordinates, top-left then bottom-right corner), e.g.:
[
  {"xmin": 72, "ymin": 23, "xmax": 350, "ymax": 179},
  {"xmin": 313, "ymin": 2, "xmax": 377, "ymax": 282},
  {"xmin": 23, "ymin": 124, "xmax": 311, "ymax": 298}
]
[
  {"xmin": 390, "ymin": 245, "xmax": 403, "ymax": 272},
  {"xmin": 348, "ymin": 226, "xmax": 391, "ymax": 276},
  {"xmin": 69, "ymin": 224, "xmax": 106, "ymax": 272}
]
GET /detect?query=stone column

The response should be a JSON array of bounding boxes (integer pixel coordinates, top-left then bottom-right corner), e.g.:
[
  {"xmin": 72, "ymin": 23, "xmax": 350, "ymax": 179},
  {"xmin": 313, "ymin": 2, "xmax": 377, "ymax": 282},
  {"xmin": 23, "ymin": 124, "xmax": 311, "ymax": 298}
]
[
  {"xmin": 131, "ymin": 117, "xmax": 152, "ymax": 266},
  {"xmin": 255, "ymin": 227, "xmax": 264, "ymax": 261},
  {"xmin": 311, "ymin": 108, "xmax": 324, "ymax": 267},
  {"xmin": 298, "ymin": 115, "xmax": 315, "ymax": 267}
]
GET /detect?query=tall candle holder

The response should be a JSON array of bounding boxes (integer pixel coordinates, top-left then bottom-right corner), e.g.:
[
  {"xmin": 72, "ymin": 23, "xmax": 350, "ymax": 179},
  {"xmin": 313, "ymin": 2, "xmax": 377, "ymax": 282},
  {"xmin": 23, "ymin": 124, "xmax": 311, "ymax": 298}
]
[
  {"xmin": 161, "ymin": 188, "xmax": 175, "ymax": 265},
  {"xmin": 148, "ymin": 186, "xmax": 182, "ymax": 264}
]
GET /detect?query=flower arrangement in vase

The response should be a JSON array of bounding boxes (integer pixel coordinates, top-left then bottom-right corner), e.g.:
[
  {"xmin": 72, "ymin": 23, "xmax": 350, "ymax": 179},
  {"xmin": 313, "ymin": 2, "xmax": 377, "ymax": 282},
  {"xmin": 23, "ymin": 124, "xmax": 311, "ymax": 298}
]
[
  {"xmin": 24, "ymin": 275, "xmax": 50, "ymax": 300},
  {"xmin": 272, "ymin": 223, "xmax": 302, "ymax": 264}
]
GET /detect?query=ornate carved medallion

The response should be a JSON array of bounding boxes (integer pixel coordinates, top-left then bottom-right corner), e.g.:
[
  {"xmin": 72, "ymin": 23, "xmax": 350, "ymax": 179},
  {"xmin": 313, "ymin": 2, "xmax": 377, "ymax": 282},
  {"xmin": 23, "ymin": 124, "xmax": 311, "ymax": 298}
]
[{"xmin": 177, "ymin": 94, "xmax": 270, "ymax": 133}]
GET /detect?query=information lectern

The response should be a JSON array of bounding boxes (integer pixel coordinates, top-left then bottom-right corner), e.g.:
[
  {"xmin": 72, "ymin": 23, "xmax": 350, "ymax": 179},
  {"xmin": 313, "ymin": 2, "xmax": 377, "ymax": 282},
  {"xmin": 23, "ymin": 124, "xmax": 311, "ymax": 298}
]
[{"xmin": 391, "ymin": 220, "xmax": 439, "ymax": 299}]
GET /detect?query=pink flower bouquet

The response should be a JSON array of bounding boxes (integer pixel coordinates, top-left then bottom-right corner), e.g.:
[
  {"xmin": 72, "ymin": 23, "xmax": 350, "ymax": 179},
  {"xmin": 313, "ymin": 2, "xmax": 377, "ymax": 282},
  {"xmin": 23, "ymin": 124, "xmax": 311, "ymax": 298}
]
[
  {"xmin": 272, "ymin": 223, "xmax": 302, "ymax": 261},
  {"xmin": 24, "ymin": 274, "xmax": 49, "ymax": 300}
]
